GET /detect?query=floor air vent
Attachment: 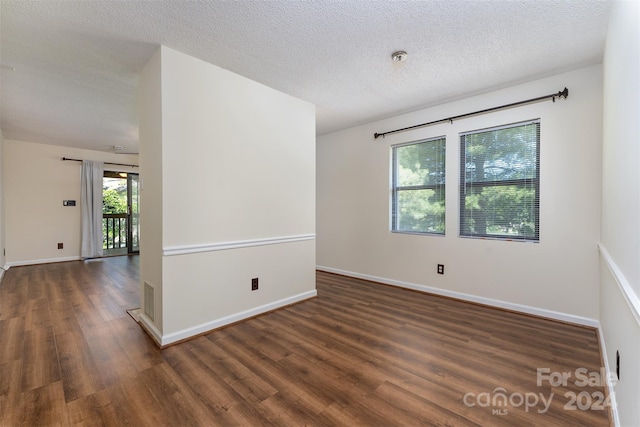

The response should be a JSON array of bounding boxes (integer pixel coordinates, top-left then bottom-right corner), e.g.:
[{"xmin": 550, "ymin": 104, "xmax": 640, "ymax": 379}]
[{"xmin": 143, "ymin": 282, "xmax": 155, "ymax": 321}]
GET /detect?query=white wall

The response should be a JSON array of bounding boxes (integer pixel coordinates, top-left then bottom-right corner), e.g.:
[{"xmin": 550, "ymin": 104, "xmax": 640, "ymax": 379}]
[
  {"xmin": 0, "ymin": 129, "xmax": 5, "ymax": 272},
  {"xmin": 3, "ymin": 139, "xmax": 138, "ymax": 266},
  {"xmin": 318, "ymin": 65, "xmax": 603, "ymax": 323},
  {"xmin": 139, "ymin": 47, "xmax": 165, "ymax": 332},
  {"xmin": 139, "ymin": 46, "xmax": 316, "ymax": 344},
  {"xmin": 600, "ymin": 1, "xmax": 640, "ymax": 425}
]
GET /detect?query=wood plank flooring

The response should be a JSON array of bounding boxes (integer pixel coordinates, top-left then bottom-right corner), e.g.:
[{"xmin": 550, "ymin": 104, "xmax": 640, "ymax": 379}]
[{"xmin": 0, "ymin": 257, "xmax": 611, "ymax": 426}]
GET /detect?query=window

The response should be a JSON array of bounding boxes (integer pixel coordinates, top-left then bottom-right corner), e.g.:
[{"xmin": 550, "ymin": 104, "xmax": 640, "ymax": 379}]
[
  {"xmin": 460, "ymin": 120, "xmax": 540, "ymax": 241},
  {"xmin": 392, "ymin": 137, "xmax": 446, "ymax": 234}
]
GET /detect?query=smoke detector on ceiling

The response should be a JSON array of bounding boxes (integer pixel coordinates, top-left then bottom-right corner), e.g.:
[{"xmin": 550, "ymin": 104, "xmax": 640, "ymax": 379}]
[{"xmin": 391, "ymin": 51, "xmax": 408, "ymax": 62}]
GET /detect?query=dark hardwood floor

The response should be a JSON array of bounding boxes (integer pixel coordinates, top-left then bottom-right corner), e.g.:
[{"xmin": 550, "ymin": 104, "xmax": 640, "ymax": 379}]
[{"xmin": 0, "ymin": 257, "xmax": 611, "ymax": 426}]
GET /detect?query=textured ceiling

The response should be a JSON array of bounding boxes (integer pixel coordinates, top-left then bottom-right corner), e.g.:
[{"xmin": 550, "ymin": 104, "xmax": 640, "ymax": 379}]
[{"xmin": 0, "ymin": 0, "xmax": 612, "ymax": 153}]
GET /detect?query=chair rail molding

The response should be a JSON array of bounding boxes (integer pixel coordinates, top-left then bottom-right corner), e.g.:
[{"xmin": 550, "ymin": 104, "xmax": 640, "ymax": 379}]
[
  {"xmin": 598, "ymin": 243, "xmax": 640, "ymax": 326},
  {"xmin": 163, "ymin": 234, "xmax": 316, "ymax": 256}
]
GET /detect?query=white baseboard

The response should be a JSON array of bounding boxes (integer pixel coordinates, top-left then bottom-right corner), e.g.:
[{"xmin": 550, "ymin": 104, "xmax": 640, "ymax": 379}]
[
  {"xmin": 596, "ymin": 324, "xmax": 621, "ymax": 427},
  {"xmin": 139, "ymin": 290, "xmax": 317, "ymax": 347},
  {"xmin": 139, "ymin": 313, "xmax": 164, "ymax": 346},
  {"xmin": 6, "ymin": 256, "xmax": 82, "ymax": 268},
  {"xmin": 316, "ymin": 265, "xmax": 599, "ymax": 328}
]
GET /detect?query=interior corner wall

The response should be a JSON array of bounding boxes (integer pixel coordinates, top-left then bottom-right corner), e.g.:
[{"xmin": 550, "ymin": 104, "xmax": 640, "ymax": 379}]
[
  {"xmin": 139, "ymin": 46, "xmax": 316, "ymax": 344},
  {"xmin": 138, "ymin": 47, "xmax": 164, "ymax": 335},
  {"xmin": 3, "ymin": 139, "xmax": 138, "ymax": 266},
  {"xmin": 0, "ymin": 128, "xmax": 5, "ymax": 272},
  {"xmin": 599, "ymin": 1, "xmax": 640, "ymax": 425},
  {"xmin": 317, "ymin": 65, "xmax": 603, "ymax": 322}
]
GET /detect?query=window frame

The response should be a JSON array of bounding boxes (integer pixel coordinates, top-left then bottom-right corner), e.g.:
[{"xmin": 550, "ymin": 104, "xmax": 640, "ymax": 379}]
[
  {"xmin": 459, "ymin": 120, "xmax": 540, "ymax": 242},
  {"xmin": 391, "ymin": 136, "xmax": 446, "ymax": 236}
]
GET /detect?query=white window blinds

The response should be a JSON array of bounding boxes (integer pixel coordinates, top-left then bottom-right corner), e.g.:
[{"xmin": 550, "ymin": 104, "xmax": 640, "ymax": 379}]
[{"xmin": 460, "ymin": 120, "xmax": 540, "ymax": 241}]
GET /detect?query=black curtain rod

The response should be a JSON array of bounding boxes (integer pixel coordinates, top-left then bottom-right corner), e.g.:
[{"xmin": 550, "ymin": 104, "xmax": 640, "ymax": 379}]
[
  {"xmin": 62, "ymin": 157, "xmax": 139, "ymax": 168},
  {"xmin": 373, "ymin": 87, "xmax": 569, "ymax": 139}
]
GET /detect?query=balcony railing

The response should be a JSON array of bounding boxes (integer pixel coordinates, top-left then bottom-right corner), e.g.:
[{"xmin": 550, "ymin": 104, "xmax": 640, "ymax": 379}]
[{"xmin": 103, "ymin": 213, "xmax": 128, "ymax": 250}]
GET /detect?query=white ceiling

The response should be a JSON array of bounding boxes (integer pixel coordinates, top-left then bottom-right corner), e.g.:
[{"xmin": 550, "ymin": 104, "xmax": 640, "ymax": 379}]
[{"xmin": 0, "ymin": 0, "xmax": 612, "ymax": 154}]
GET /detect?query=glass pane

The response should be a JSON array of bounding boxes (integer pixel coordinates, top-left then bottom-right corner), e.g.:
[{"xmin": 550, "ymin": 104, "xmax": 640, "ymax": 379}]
[
  {"xmin": 130, "ymin": 174, "xmax": 140, "ymax": 252},
  {"xmin": 396, "ymin": 138, "xmax": 446, "ymax": 187},
  {"xmin": 103, "ymin": 177, "xmax": 128, "ymax": 214},
  {"xmin": 464, "ymin": 123, "xmax": 538, "ymax": 184},
  {"xmin": 103, "ymin": 176, "xmax": 128, "ymax": 251},
  {"xmin": 396, "ymin": 188, "xmax": 445, "ymax": 234},
  {"xmin": 462, "ymin": 184, "xmax": 537, "ymax": 239}
]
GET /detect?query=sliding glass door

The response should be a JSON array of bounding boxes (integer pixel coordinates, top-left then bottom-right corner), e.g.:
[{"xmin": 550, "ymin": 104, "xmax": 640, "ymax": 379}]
[
  {"xmin": 103, "ymin": 171, "xmax": 140, "ymax": 255},
  {"xmin": 127, "ymin": 173, "xmax": 140, "ymax": 254}
]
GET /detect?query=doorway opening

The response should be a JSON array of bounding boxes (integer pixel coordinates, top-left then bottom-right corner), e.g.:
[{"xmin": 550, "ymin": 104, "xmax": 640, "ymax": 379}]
[{"xmin": 103, "ymin": 171, "xmax": 140, "ymax": 256}]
